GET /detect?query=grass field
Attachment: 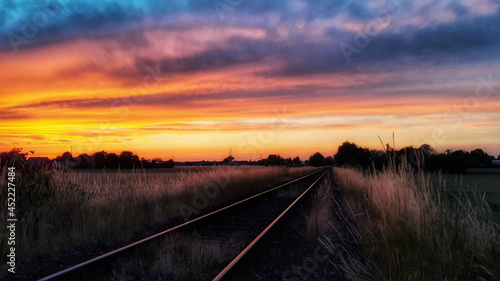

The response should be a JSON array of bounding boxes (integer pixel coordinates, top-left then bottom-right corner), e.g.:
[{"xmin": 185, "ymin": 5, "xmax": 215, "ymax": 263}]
[
  {"xmin": 0, "ymin": 165, "xmax": 317, "ymax": 265},
  {"xmin": 431, "ymin": 170, "xmax": 500, "ymax": 223}
]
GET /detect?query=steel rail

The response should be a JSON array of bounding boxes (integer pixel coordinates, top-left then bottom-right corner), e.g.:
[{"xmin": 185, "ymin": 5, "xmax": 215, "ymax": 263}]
[
  {"xmin": 37, "ymin": 168, "xmax": 325, "ymax": 281},
  {"xmin": 212, "ymin": 168, "xmax": 328, "ymax": 281}
]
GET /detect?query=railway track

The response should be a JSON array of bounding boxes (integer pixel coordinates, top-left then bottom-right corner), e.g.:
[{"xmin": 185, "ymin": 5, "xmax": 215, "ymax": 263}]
[{"xmin": 38, "ymin": 168, "xmax": 328, "ymax": 281}]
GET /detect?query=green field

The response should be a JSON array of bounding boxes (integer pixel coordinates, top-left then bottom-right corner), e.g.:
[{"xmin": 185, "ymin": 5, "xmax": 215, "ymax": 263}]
[{"xmin": 431, "ymin": 169, "xmax": 500, "ymax": 223}]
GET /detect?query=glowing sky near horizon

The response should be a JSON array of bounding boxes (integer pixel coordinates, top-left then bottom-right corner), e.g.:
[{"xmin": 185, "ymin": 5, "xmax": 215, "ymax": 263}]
[{"xmin": 1, "ymin": 0, "xmax": 499, "ymax": 161}]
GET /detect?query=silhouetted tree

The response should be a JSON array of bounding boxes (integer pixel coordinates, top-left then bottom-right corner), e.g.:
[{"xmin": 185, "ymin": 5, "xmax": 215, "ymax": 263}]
[
  {"xmin": 426, "ymin": 150, "xmax": 466, "ymax": 173},
  {"xmin": 325, "ymin": 156, "xmax": 334, "ymax": 166},
  {"xmin": 292, "ymin": 156, "xmax": 301, "ymax": 166},
  {"xmin": 265, "ymin": 154, "xmax": 285, "ymax": 166},
  {"xmin": 419, "ymin": 144, "xmax": 436, "ymax": 156},
  {"xmin": 55, "ymin": 151, "xmax": 73, "ymax": 161},
  {"xmin": 74, "ymin": 153, "xmax": 93, "ymax": 169},
  {"xmin": 309, "ymin": 152, "xmax": 326, "ymax": 167},
  {"xmin": 370, "ymin": 149, "xmax": 388, "ymax": 170},
  {"xmin": 93, "ymin": 151, "xmax": 107, "ymax": 169},
  {"xmin": 451, "ymin": 150, "xmax": 468, "ymax": 172},
  {"xmin": 396, "ymin": 146, "xmax": 419, "ymax": 168},
  {"xmin": 119, "ymin": 151, "xmax": 140, "ymax": 169},
  {"xmin": 105, "ymin": 153, "xmax": 119, "ymax": 169},
  {"xmin": 466, "ymin": 149, "xmax": 492, "ymax": 168},
  {"xmin": 334, "ymin": 142, "xmax": 372, "ymax": 168},
  {"xmin": 0, "ymin": 148, "xmax": 27, "ymax": 167}
]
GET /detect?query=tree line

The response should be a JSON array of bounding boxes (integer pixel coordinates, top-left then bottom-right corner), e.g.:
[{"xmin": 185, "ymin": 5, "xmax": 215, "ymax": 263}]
[
  {"xmin": 1, "ymin": 144, "xmax": 498, "ymax": 172},
  {"xmin": 332, "ymin": 141, "xmax": 500, "ymax": 173},
  {"xmin": 0, "ymin": 149, "xmax": 174, "ymax": 169}
]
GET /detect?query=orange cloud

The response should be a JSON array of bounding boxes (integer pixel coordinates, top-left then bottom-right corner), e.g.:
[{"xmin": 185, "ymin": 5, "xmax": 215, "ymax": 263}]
[{"xmin": 2, "ymin": 24, "xmax": 500, "ymax": 160}]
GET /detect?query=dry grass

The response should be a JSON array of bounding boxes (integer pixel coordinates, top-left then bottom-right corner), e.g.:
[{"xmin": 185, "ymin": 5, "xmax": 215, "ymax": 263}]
[
  {"xmin": 303, "ymin": 170, "xmax": 382, "ymax": 281},
  {"xmin": 0, "ymin": 165, "xmax": 316, "ymax": 264},
  {"xmin": 305, "ymin": 174, "xmax": 335, "ymax": 238},
  {"xmin": 334, "ymin": 160, "xmax": 500, "ymax": 281}
]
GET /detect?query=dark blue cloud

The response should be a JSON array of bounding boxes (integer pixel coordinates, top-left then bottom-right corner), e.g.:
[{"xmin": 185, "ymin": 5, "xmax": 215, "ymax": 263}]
[
  {"xmin": 0, "ymin": 0, "xmax": 378, "ymax": 50},
  {"xmin": 446, "ymin": 1, "xmax": 469, "ymax": 17},
  {"xmin": 124, "ymin": 7, "xmax": 500, "ymax": 79},
  {"xmin": 344, "ymin": 1, "xmax": 373, "ymax": 19},
  {"xmin": 265, "ymin": 10, "xmax": 500, "ymax": 76},
  {"xmin": 345, "ymin": 11, "xmax": 500, "ymax": 65},
  {"xmin": 235, "ymin": 0, "xmax": 373, "ymax": 20},
  {"xmin": 134, "ymin": 35, "xmax": 282, "ymax": 74},
  {"xmin": 2, "ymin": 0, "xmax": 499, "ymax": 80}
]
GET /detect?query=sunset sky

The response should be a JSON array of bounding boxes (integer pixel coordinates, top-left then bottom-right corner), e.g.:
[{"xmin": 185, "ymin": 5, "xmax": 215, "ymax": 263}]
[{"xmin": 1, "ymin": 0, "xmax": 499, "ymax": 161}]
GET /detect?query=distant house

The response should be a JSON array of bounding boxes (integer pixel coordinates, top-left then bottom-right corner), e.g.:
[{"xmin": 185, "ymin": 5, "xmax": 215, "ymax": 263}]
[
  {"xmin": 493, "ymin": 160, "xmax": 500, "ymax": 166},
  {"xmin": 26, "ymin": 157, "xmax": 51, "ymax": 166}
]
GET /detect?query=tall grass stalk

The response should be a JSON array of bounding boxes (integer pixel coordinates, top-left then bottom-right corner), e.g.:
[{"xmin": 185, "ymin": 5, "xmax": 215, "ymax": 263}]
[
  {"xmin": 0, "ymin": 165, "xmax": 316, "ymax": 264},
  {"xmin": 334, "ymin": 159, "xmax": 500, "ymax": 280}
]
